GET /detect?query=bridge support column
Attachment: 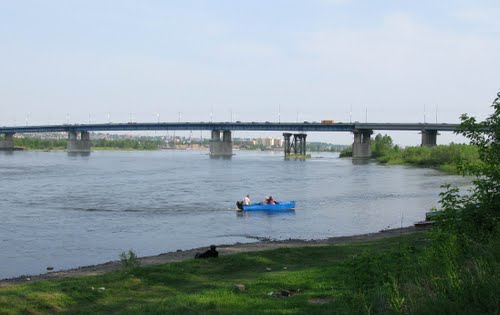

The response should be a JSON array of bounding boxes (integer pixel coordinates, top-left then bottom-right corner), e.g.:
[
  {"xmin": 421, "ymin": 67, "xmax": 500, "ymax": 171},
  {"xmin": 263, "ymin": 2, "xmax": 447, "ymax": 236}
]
[
  {"xmin": 209, "ymin": 130, "xmax": 232, "ymax": 158},
  {"xmin": 283, "ymin": 133, "xmax": 292, "ymax": 158},
  {"xmin": 67, "ymin": 131, "xmax": 91, "ymax": 154},
  {"xmin": 284, "ymin": 133, "xmax": 307, "ymax": 158},
  {"xmin": 293, "ymin": 133, "xmax": 307, "ymax": 155},
  {"xmin": 352, "ymin": 129, "xmax": 372, "ymax": 160},
  {"xmin": 421, "ymin": 130, "xmax": 437, "ymax": 147},
  {"xmin": 0, "ymin": 133, "xmax": 15, "ymax": 150}
]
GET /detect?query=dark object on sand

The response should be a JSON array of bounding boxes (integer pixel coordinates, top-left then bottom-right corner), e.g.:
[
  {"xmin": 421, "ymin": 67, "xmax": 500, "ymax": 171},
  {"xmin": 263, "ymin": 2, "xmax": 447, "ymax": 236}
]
[{"xmin": 195, "ymin": 245, "xmax": 219, "ymax": 259}]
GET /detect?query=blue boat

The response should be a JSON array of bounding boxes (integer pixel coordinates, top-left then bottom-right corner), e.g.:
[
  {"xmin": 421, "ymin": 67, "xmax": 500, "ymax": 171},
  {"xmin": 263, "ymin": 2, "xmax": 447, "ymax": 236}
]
[{"xmin": 236, "ymin": 201, "xmax": 296, "ymax": 211}]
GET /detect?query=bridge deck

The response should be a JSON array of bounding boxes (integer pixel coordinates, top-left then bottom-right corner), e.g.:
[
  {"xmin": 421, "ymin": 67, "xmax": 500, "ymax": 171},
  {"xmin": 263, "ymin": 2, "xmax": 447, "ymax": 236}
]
[{"xmin": 0, "ymin": 122, "xmax": 460, "ymax": 134}]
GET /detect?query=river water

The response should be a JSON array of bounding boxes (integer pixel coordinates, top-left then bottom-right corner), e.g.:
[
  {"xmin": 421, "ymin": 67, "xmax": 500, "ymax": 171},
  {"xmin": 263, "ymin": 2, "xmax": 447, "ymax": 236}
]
[{"xmin": 0, "ymin": 150, "xmax": 470, "ymax": 279}]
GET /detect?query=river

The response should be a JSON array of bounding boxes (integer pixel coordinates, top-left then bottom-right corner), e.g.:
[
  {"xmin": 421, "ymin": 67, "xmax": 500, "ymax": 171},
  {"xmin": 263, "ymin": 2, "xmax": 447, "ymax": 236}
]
[{"xmin": 0, "ymin": 150, "xmax": 470, "ymax": 279}]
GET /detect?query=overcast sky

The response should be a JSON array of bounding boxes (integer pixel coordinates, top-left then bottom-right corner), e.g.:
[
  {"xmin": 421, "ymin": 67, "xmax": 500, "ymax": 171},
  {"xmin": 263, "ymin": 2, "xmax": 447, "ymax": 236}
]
[{"xmin": 1, "ymin": 0, "xmax": 499, "ymax": 145}]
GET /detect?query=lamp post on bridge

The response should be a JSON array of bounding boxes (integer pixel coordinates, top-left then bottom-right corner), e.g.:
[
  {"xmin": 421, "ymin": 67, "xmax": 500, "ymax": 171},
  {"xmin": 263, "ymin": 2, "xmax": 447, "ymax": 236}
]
[{"xmin": 278, "ymin": 104, "xmax": 281, "ymax": 123}]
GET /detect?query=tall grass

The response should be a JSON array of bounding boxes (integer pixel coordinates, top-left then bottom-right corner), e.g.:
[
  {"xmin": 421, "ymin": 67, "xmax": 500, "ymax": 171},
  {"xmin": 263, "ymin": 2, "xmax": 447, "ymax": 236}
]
[{"xmin": 337, "ymin": 229, "xmax": 500, "ymax": 314}]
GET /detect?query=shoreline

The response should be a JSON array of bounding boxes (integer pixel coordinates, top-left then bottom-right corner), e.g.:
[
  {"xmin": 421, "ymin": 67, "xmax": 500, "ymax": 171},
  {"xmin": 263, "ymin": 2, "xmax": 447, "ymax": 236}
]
[{"xmin": 0, "ymin": 225, "xmax": 425, "ymax": 287}]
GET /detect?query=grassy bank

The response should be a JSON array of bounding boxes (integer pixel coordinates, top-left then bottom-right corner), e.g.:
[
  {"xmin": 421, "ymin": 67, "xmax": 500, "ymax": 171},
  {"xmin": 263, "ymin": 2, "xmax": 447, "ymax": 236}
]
[
  {"xmin": 1, "ymin": 230, "xmax": 498, "ymax": 314},
  {"xmin": 286, "ymin": 154, "xmax": 312, "ymax": 159},
  {"xmin": 375, "ymin": 143, "xmax": 479, "ymax": 174},
  {"xmin": 0, "ymin": 232, "xmax": 421, "ymax": 314},
  {"xmin": 339, "ymin": 137, "xmax": 479, "ymax": 174}
]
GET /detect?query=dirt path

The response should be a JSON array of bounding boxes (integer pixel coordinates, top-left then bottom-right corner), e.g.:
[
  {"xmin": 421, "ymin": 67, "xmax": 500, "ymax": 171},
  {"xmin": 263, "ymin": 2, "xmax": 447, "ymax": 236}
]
[{"xmin": 0, "ymin": 226, "xmax": 425, "ymax": 287}]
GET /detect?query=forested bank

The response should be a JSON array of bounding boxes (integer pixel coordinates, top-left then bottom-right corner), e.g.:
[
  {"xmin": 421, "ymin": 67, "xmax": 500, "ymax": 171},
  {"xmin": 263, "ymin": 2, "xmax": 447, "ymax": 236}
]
[
  {"xmin": 340, "ymin": 135, "xmax": 480, "ymax": 173},
  {"xmin": 13, "ymin": 138, "xmax": 164, "ymax": 150}
]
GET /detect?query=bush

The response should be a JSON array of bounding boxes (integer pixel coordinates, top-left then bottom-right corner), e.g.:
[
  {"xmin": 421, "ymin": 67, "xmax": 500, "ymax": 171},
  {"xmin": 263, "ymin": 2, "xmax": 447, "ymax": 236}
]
[
  {"xmin": 339, "ymin": 146, "xmax": 352, "ymax": 157},
  {"xmin": 119, "ymin": 249, "xmax": 140, "ymax": 269}
]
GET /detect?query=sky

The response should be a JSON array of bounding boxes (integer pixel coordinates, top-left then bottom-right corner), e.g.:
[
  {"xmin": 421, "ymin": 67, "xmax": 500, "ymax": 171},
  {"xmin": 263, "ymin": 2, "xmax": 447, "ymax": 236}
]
[{"xmin": 1, "ymin": 0, "xmax": 499, "ymax": 145}]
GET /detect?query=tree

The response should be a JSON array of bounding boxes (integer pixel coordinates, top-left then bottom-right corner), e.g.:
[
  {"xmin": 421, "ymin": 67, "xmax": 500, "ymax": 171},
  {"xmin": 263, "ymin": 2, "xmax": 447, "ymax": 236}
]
[
  {"xmin": 437, "ymin": 92, "xmax": 500, "ymax": 241},
  {"xmin": 372, "ymin": 134, "xmax": 394, "ymax": 158}
]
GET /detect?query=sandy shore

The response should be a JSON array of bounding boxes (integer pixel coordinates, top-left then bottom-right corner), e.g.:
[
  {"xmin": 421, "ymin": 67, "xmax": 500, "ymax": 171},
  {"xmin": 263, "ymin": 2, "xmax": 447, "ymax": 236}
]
[{"xmin": 0, "ymin": 226, "xmax": 425, "ymax": 287}]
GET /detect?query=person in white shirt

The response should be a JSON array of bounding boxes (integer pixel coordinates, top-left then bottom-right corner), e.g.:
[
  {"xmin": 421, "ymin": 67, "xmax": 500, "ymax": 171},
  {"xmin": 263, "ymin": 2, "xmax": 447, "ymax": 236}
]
[{"xmin": 243, "ymin": 194, "xmax": 251, "ymax": 205}]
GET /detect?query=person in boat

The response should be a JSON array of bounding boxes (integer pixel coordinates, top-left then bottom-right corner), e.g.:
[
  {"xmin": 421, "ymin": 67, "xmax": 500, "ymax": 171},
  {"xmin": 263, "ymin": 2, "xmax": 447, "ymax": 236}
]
[
  {"xmin": 195, "ymin": 245, "xmax": 219, "ymax": 259},
  {"xmin": 243, "ymin": 194, "xmax": 251, "ymax": 205},
  {"xmin": 236, "ymin": 194, "xmax": 251, "ymax": 210},
  {"xmin": 268, "ymin": 196, "xmax": 276, "ymax": 205},
  {"xmin": 263, "ymin": 196, "xmax": 269, "ymax": 204}
]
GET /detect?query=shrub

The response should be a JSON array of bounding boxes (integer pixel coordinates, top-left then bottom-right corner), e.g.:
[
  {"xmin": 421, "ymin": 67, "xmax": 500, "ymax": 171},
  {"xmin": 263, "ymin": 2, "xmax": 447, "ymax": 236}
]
[{"xmin": 119, "ymin": 249, "xmax": 140, "ymax": 269}]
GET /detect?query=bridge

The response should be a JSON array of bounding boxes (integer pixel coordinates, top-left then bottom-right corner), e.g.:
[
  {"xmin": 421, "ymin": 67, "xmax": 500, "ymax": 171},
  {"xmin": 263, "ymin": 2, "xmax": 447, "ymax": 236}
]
[{"xmin": 0, "ymin": 121, "xmax": 460, "ymax": 159}]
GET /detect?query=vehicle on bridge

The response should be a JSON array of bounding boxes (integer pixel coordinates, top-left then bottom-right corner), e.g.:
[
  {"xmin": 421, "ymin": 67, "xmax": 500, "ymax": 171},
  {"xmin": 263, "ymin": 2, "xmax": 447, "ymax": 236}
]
[{"xmin": 321, "ymin": 120, "xmax": 334, "ymax": 124}]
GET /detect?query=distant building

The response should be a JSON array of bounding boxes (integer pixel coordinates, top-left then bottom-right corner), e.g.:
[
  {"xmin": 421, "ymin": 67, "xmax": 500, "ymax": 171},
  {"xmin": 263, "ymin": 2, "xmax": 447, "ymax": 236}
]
[{"xmin": 252, "ymin": 137, "xmax": 283, "ymax": 148}]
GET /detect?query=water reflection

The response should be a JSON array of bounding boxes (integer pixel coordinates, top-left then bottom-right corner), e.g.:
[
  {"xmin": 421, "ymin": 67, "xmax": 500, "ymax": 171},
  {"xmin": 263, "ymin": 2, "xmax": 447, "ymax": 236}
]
[
  {"xmin": 352, "ymin": 158, "xmax": 370, "ymax": 165},
  {"xmin": 67, "ymin": 152, "xmax": 91, "ymax": 157},
  {"xmin": 236, "ymin": 209, "xmax": 296, "ymax": 218}
]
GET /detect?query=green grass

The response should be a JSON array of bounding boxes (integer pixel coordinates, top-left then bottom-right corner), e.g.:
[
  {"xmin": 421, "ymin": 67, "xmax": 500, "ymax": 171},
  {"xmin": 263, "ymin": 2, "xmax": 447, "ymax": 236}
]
[
  {"xmin": 286, "ymin": 154, "xmax": 312, "ymax": 159},
  {"xmin": 374, "ymin": 144, "xmax": 479, "ymax": 175},
  {"xmin": 0, "ymin": 234, "xmax": 420, "ymax": 314},
  {"xmin": 1, "ymin": 231, "xmax": 498, "ymax": 314}
]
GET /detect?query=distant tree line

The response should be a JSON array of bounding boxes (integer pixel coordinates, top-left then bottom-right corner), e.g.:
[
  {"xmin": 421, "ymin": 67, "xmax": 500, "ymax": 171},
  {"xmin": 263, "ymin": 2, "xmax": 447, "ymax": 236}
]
[
  {"xmin": 13, "ymin": 137, "xmax": 164, "ymax": 150},
  {"xmin": 13, "ymin": 137, "xmax": 67, "ymax": 150},
  {"xmin": 92, "ymin": 139, "xmax": 164, "ymax": 150},
  {"xmin": 307, "ymin": 142, "xmax": 350, "ymax": 152}
]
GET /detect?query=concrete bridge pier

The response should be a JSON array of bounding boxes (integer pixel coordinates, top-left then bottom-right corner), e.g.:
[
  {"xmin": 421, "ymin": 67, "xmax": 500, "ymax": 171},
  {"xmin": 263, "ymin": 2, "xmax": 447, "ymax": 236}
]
[
  {"xmin": 209, "ymin": 130, "xmax": 232, "ymax": 158},
  {"xmin": 0, "ymin": 133, "xmax": 15, "ymax": 150},
  {"xmin": 283, "ymin": 133, "xmax": 292, "ymax": 158},
  {"xmin": 283, "ymin": 133, "xmax": 307, "ymax": 158},
  {"xmin": 293, "ymin": 133, "xmax": 307, "ymax": 155},
  {"xmin": 421, "ymin": 130, "xmax": 438, "ymax": 147},
  {"xmin": 67, "ymin": 131, "xmax": 91, "ymax": 154},
  {"xmin": 352, "ymin": 129, "xmax": 373, "ymax": 160}
]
